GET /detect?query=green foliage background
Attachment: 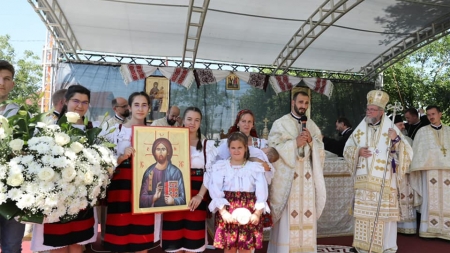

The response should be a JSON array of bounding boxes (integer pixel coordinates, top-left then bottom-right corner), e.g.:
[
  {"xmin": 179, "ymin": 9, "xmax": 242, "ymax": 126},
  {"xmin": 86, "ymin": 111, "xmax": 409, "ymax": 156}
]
[{"xmin": 1, "ymin": 34, "xmax": 42, "ymax": 114}]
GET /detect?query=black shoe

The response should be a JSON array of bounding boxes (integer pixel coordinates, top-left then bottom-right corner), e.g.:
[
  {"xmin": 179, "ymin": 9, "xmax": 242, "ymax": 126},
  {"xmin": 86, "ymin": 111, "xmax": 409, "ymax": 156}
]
[{"xmin": 349, "ymin": 247, "xmax": 358, "ymax": 253}]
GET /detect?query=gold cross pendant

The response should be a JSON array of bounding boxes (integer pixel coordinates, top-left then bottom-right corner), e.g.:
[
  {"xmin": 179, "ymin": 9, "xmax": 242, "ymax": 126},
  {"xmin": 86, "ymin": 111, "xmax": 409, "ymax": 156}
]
[{"xmin": 441, "ymin": 147, "xmax": 447, "ymax": 157}]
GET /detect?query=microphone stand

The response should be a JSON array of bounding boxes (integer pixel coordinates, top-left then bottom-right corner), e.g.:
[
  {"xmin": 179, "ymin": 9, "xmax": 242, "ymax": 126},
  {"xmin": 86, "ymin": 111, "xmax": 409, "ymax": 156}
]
[{"xmin": 368, "ymin": 102, "xmax": 403, "ymax": 253}]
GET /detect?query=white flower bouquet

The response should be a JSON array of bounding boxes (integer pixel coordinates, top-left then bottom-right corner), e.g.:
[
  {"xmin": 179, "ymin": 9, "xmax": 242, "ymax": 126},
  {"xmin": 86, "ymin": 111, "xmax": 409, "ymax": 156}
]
[{"xmin": 0, "ymin": 108, "xmax": 116, "ymax": 223}]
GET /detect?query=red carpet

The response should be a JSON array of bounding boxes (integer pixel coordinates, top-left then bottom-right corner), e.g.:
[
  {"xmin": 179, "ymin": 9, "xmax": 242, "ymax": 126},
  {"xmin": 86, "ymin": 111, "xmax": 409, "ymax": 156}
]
[{"xmin": 21, "ymin": 231, "xmax": 450, "ymax": 252}]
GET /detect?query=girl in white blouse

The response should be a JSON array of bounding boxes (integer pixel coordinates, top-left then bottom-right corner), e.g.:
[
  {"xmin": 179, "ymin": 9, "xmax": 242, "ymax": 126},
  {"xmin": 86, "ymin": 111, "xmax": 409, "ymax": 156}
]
[{"xmin": 208, "ymin": 132, "xmax": 270, "ymax": 253}]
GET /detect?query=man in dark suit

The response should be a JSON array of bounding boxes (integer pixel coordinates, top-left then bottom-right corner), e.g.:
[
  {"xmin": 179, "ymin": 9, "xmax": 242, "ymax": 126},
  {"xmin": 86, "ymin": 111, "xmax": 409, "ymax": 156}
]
[
  {"xmin": 404, "ymin": 108, "xmax": 430, "ymax": 140},
  {"xmin": 322, "ymin": 117, "xmax": 353, "ymax": 157}
]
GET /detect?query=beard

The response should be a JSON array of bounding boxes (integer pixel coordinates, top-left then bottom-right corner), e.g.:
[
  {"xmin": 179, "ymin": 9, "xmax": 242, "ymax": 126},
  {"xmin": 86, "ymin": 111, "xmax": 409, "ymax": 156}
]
[
  {"xmin": 294, "ymin": 106, "xmax": 306, "ymax": 116},
  {"xmin": 365, "ymin": 116, "xmax": 378, "ymax": 124},
  {"xmin": 400, "ymin": 129, "xmax": 407, "ymax": 136},
  {"xmin": 156, "ymin": 155, "xmax": 167, "ymax": 164},
  {"xmin": 167, "ymin": 118, "xmax": 176, "ymax": 126},
  {"xmin": 121, "ymin": 110, "xmax": 130, "ymax": 118}
]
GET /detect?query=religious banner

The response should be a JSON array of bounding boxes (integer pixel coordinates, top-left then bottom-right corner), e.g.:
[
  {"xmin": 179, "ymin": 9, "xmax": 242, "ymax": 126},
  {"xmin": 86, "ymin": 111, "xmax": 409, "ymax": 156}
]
[
  {"xmin": 132, "ymin": 126, "xmax": 191, "ymax": 214},
  {"xmin": 226, "ymin": 73, "xmax": 240, "ymax": 90},
  {"xmin": 145, "ymin": 76, "xmax": 170, "ymax": 114}
]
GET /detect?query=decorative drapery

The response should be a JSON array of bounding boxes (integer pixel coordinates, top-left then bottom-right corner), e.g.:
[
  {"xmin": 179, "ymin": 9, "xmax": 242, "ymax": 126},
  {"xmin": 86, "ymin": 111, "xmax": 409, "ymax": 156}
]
[{"xmin": 119, "ymin": 64, "xmax": 333, "ymax": 98}]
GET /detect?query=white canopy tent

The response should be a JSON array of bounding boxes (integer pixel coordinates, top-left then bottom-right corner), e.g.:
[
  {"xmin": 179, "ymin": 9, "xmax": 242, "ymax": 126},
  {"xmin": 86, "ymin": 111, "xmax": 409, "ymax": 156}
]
[{"xmin": 29, "ymin": 0, "xmax": 450, "ymax": 79}]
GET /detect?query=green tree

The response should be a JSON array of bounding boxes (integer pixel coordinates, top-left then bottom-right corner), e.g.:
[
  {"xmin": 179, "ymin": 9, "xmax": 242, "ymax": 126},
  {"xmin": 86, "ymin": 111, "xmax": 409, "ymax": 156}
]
[
  {"xmin": 383, "ymin": 35, "xmax": 450, "ymax": 123},
  {"xmin": 0, "ymin": 34, "xmax": 42, "ymax": 114}
]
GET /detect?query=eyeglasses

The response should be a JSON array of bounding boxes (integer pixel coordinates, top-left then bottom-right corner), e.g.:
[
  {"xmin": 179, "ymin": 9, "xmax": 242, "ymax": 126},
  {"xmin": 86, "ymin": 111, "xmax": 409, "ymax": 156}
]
[
  {"xmin": 115, "ymin": 104, "xmax": 129, "ymax": 109},
  {"xmin": 366, "ymin": 108, "xmax": 381, "ymax": 112},
  {"xmin": 70, "ymin": 99, "xmax": 89, "ymax": 107}
]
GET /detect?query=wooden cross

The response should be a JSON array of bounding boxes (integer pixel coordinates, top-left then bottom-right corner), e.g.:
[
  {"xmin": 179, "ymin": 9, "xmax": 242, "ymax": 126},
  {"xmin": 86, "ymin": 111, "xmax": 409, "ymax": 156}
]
[
  {"xmin": 263, "ymin": 117, "xmax": 269, "ymax": 127},
  {"xmin": 441, "ymin": 147, "xmax": 447, "ymax": 157}
]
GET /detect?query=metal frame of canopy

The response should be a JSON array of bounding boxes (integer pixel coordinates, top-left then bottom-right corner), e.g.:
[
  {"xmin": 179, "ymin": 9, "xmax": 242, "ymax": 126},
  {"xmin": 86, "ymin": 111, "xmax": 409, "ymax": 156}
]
[{"xmin": 28, "ymin": 0, "xmax": 450, "ymax": 81}]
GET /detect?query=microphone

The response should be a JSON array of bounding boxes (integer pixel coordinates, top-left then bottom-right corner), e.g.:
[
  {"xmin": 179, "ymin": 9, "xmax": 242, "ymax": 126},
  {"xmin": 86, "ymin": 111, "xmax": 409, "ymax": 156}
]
[{"xmin": 300, "ymin": 115, "xmax": 307, "ymax": 131}]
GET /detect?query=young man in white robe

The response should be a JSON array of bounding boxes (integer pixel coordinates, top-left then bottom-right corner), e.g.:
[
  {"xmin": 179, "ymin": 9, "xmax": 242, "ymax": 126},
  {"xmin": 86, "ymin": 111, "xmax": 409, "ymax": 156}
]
[
  {"xmin": 267, "ymin": 89, "xmax": 326, "ymax": 253},
  {"xmin": 343, "ymin": 90, "xmax": 412, "ymax": 253},
  {"xmin": 410, "ymin": 105, "xmax": 450, "ymax": 240}
]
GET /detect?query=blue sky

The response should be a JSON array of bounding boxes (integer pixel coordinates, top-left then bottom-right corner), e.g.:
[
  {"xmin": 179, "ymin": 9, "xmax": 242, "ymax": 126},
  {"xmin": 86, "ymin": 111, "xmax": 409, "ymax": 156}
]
[{"xmin": 1, "ymin": 0, "xmax": 47, "ymax": 60}]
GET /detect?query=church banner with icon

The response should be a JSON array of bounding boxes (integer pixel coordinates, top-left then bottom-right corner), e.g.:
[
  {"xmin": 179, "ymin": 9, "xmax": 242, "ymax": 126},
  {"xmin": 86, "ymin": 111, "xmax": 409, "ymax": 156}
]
[{"xmin": 132, "ymin": 126, "xmax": 191, "ymax": 214}]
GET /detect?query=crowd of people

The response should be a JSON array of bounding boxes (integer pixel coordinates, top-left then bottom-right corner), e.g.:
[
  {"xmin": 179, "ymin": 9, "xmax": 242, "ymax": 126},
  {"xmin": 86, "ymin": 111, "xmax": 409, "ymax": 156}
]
[{"xmin": 1, "ymin": 59, "xmax": 449, "ymax": 253}]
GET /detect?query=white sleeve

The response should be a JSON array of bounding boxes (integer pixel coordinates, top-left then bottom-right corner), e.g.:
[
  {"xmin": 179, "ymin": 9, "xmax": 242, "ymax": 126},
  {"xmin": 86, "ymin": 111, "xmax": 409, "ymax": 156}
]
[
  {"xmin": 248, "ymin": 162, "xmax": 270, "ymax": 213},
  {"xmin": 216, "ymin": 139, "xmax": 230, "ymax": 160},
  {"xmin": 207, "ymin": 161, "xmax": 230, "ymax": 212},
  {"xmin": 203, "ymin": 140, "xmax": 218, "ymax": 189}
]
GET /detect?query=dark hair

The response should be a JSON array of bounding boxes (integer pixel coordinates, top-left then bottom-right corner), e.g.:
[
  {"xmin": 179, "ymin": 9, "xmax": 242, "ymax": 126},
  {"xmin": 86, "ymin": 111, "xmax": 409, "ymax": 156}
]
[
  {"xmin": 128, "ymin": 92, "xmax": 151, "ymax": 125},
  {"xmin": 337, "ymin": 117, "xmax": 352, "ymax": 128},
  {"xmin": 183, "ymin": 106, "xmax": 203, "ymax": 151},
  {"xmin": 111, "ymin": 98, "xmax": 118, "ymax": 107},
  {"xmin": 404, "ymin": 108, "xmax": 419, "ymax": 117},
  {"xmin": 227, "ymin": 132, "xmax": 250, "ymax": 160},
  {"xmin": 152, "ymin": 138, "xmax": 173, "ymax": 162},
  {"xmin": 227, "ymin": 109, "xmax": 258, "ymax": 138},
  {"xmin": 426, "ymin": 105, "xmax": 441, "ymax": 113},
  {"xmin": 0, "ymin": 60, "xmax": 15, "ymax": 78},
  {"xmin": 52, "ymin": 89, "xmax": 67, "ymax": 107},
  {"xmin": 57, "ymin": 84, "xmax": 91, "ymax": 122},
  {"xmin": 292, "ymin": 91, "xmax": 309, "ymax": 101}
]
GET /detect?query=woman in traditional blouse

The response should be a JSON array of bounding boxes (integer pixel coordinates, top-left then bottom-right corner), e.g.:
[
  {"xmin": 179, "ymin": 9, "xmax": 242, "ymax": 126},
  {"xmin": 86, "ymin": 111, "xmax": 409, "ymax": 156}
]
[
  {"xmin": 31, "ymin": 84, "xmax": 99, "ymax": 253},
  {"xmin": 103, "ymin": 91, "xmax": 157, "ymax": 253},
  {"xmin": 160, "ymin": 106, "xmax": 217, "ymax": 252}
]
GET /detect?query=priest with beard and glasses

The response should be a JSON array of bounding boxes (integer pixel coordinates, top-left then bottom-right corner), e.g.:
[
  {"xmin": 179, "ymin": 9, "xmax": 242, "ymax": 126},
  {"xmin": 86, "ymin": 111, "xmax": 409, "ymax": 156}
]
[
  {"xmin": 410, "ymin": 105, "xmax": 450, "ymax": 240},
  {"xmin": 344, "ymin": 90, "xmax": 412, "ymax": 253},
  {"xmin": 151, "ymin": 105, "xmax": 182, "ymax": 127},
  {"xmin": 106, "ymin": 97, "xmax": 130, "ymax": 127},
  {"xmin": 267, "ymin": 88, "xmax": 326, "ymax": 253}
]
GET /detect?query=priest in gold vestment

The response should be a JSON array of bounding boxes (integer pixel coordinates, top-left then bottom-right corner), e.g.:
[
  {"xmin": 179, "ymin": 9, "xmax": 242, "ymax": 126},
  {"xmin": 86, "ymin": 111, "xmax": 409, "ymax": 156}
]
[
  {"xmin": 410, "ymin": 105, "xmax": 450, "ymax": 240},
  {"xmin": 344, "ymin": 90, "xmax": 412, "ymax": 253},
  {"xmin": 267, "ymin": 90, "xmax": 326, "ymax": 253}
]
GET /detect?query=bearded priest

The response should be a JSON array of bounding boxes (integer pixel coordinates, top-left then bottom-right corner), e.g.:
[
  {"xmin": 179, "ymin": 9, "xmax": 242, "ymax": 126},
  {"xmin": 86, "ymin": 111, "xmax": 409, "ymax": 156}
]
[
  {"xmin": 410, "ymin": 105, "xmax": 450, "ymax": 240},
  {"xmin": 267, "ymin": 88, "xmax": 326, "ymax": 253},
  {"xmin": 343, "ymin": 90, "xmax": 413, "ymax": 253}
]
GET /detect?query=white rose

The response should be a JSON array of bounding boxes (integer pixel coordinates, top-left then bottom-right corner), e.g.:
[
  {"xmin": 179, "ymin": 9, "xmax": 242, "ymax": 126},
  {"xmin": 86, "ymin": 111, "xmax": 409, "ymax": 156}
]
[
  {"xmin": 54, "ymin": 132, "xmax": 71, "ymax": 146},
  {"xmin": 0, "ymin": 128, "xmax": 6, "ymax": 139},
  {"xmin": 9, "ymin": 139, "xmax": 24, "ymax": 151},
  {"xmin": 38, "ymin": 167, "xmax": 55, "ymax": 181},
  {"xmin": 70, "ymin": 142, "xmax": 84, "ymax": 154},
  {"xmin": 65, "ymin": 112, "xmax": 81, "ymax": 123},
  {"xmin": 0, "ymin": 115, "xmax": 11, "ymax": 135},
  {"xmin": 83, "ymin": 171, "xmax": 94, "ymax": 184},
  {"xmin": 6, "ymin": 173, "xmax": 24, "ymax": 187},
  {"xmin": 61, "ymin": 167, "xmax": 77, "ymax": 182}
]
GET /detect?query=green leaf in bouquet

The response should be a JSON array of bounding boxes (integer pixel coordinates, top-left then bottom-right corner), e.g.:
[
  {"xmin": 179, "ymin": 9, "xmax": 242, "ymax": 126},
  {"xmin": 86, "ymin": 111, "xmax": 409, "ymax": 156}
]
[
  {"xmin": 18, "ymin": 212, "xmax": 44, "ymax": 224},
  {"xmin": 101, "ymin": 142, "xmax": 116, "ymax": 148},
  {"xmin": 86, "ymin": 127, "xmax": 102, "ymax": 145},
  {"xmin": 84, "ymin": 115, "xmax": 89, "ymax": 126},
  {"xmin": 58, "ymin": 114, "xmax": 68, "ymax": 125},
  {"xmin": 29, "ymin": 112, "xmax": 50, "ymax": 124},
  {"xmin": 17, "ymin": 110, "xmax": 28, "ymax": 116},
  {"xmin": 0, "ymin": 200, "xmax": 21, "ymax": 220}
]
